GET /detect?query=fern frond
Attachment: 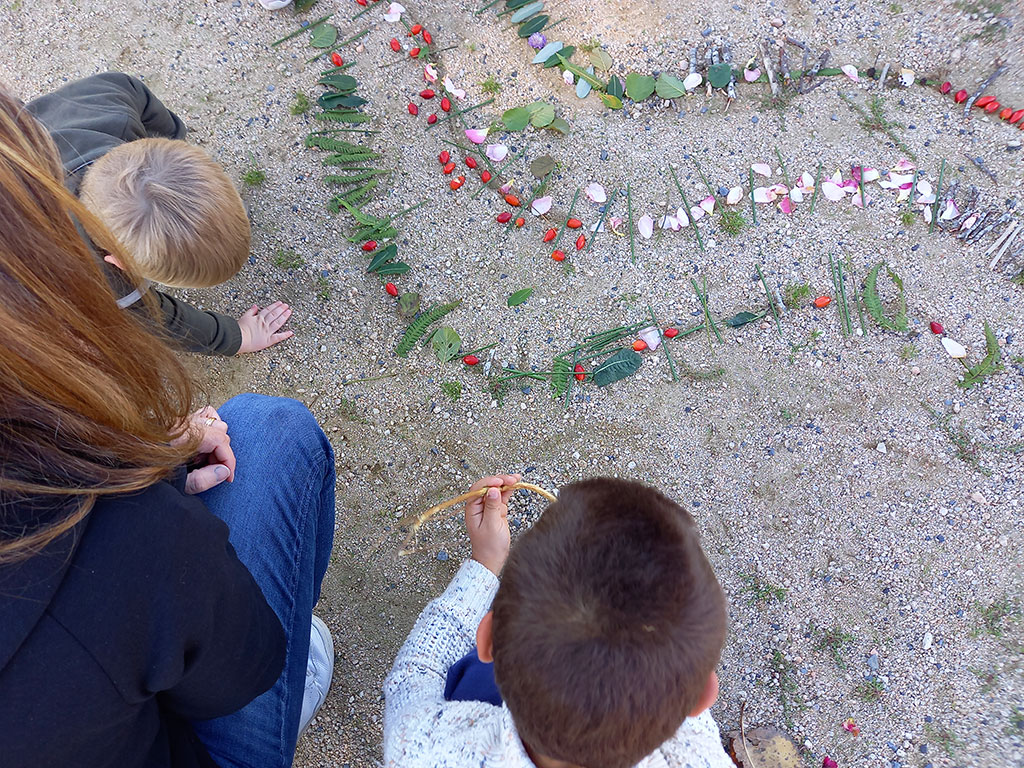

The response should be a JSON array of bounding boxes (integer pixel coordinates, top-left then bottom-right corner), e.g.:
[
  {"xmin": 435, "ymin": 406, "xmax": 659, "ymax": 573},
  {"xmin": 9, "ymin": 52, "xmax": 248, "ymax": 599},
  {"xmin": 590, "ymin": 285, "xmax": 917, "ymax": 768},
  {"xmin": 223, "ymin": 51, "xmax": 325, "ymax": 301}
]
[
  {"xmin": 306, "ymin": 136, "xmax": 364, "ymax": 152},
  {"xmin": 324, "ymin": 170, "xmax": 390, "ymax": 186},
  {"xmin": 863, "ymin": 262, "xmax": 908, "ymax": 332},
  {"xmin": 336, "ymin": 198, "xmax": 383, "ymax": 226},
  {"xmin": 549, "ymin": 356, "xmax": 571, "ymax": 398},
  {"xmin": 315, "ymin": 111, "xmax": 372, "ymax": 123},
  {"xmin": 395, "ymin": 301, "xmax": 462, "ymax": 357},
  {"xmin": 323, "ymin": 152, "xmax": 380, "ymax": 166},
  {"xmin": 959, "ymin": 321, "xmax": 1004, "ymax": 389}
]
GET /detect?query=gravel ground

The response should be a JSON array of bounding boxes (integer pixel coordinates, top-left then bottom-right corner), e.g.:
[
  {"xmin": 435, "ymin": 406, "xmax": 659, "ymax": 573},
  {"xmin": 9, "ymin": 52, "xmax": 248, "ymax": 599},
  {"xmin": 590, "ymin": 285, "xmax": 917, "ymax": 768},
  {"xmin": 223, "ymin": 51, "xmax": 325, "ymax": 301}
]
[{"xmin": 2, "ymin": 1, "xmax": 1023, "ymax": 767}]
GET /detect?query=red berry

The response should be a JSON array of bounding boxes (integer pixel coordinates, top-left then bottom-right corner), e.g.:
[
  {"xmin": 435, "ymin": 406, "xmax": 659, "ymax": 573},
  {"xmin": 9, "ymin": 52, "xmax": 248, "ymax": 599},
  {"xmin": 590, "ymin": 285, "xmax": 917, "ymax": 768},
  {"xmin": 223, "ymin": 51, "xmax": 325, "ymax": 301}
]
[
  {"xmin": 356, "ymin": 0, "xmax": 366, "ymax": 5},
  {"xmin": 441, "ymin": 96, "xmax": 451, "ymax": 112},
  {"xmin": 574, "ymin": 364, "xmax": 585, "ymax": 381},
  {"xmin": 515, "ymin": 217, "xmax": 525, "ymax": 228},
  {"xmin": 496, "ymin": 212, "xmax": 512, "ymax": 223},
  {"xmin": 331, "ymin": 52, "xmax": 344, "ymax": 67},
  {"xmin": 954, "ymin": 89, "xmax": 968, "ymax": 104},
  {"xmin": 930, "ymin": 321, "xmax": 944, "ymax": 335},
  {"xmin": 663, "ymin": 327, "xmax": 679, "ymax": 338},
  {"xmin": 1010, "ymin": 109, "xmax": 1024, "ymax": 124},
  {"xmin": 575, "ymin": 234, "xmax": 586, "ymax": 250},
  {"xmin": 984, "ymin": 100, "xmax": 1000, "ymax": 113},
  {"xmin": 463, "ymin": 354, "xmax": 479, "ymax": 366},
  {"xmin": 362, "ymin": 240, "xmax": 377, "ymax": 251},
  {"xmin": 814, "ymin": 295, "xmax": 831, "ymax": 308},
  {"xmin": 449, "ymin": 175, "xmax": 465, "ymax": 191},
  {"xmin": 542, "ymin": 228, "xmax": 557, "ymax": 242},
  {"xmin": 410, "ymin": 47, "xmax": 421, "ymax": 58},
  {"xmin": 439, "ymin": 150, "xmax": 450, "ymax": 164},
  {"xmin": 410, "ymin": 23, "xmax": 422, "ymax": 35},
  {"xmin": 939, "ymin": 81, "xmax": 951, "ymax": 94},
  {"xmin": 427, "ymin": 113, "xmax": 438, "ymax": 124},
  {"xmin": 566, "ymin": 218, "xmax": 582, "ymax": 229},
  {"xmin": 632, "ymin": 339, "xmax": 648, "ymax": 351},
  {"xmin": 420, "ymin": 89, "xmax": 435, "ymax": 99},
  {"xmin": 480, "ymin": 170, "xmax": 492, "ymax": 183},
  {"xmin": 976, "ymin": 95, "xmax": 995, "ymax": 109},
  {"xmin": 504, "ymin": 194, "xmax": 521, "ymax": 207},
  {"xmin": 1000, "ymin": 107, "xmax": 1013, "ymax": 120},
  {"xmin": 407, "ymin": 102, "xmax": 419, "ymax": 116},
  {"xmin": 385, "ymin": 282, "xmax": 399, "ymax": 297},
  {"xmin": 551, "ymin": 249, "xmax": 565, "ymax": 261},
  {"xmin": 443, "ymin": 161, "xmax": 456, "ymax": 174},
  {"xmin": 422, "ymin": 30, "xmax": 432, "ymax": 44},
  {"xmin": 390, "ymin": 38, "xmax": 401, "ymax": 52},
  {"xmin": 465, "ymin": 157, "xmax": 477, "ymax": 169}
]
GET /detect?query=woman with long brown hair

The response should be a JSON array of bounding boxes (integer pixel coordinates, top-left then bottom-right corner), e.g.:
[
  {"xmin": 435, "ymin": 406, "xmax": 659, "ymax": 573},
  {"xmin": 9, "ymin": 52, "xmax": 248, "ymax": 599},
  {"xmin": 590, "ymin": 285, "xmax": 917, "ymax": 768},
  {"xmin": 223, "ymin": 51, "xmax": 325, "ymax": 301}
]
[{"xmin": 0, "ymin": 86, "xmax": 336, "ymax": 768}]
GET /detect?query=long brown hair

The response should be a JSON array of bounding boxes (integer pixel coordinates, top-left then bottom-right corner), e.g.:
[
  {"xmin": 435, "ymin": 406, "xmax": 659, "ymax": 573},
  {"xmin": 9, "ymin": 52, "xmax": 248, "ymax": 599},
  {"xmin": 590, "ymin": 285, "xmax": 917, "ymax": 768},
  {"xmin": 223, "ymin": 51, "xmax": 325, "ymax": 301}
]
[{"xmin": 0, "ymin": 86, "xmax": 198, "ymax": 564}]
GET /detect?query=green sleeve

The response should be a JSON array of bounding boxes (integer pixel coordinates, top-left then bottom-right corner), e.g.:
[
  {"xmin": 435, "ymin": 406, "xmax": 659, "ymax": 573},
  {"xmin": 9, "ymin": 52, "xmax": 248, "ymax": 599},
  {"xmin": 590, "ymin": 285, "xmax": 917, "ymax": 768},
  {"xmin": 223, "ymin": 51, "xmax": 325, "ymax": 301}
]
[{"xmin": 154, "ymin": 290, "xmax": 242, "ymax": 356}]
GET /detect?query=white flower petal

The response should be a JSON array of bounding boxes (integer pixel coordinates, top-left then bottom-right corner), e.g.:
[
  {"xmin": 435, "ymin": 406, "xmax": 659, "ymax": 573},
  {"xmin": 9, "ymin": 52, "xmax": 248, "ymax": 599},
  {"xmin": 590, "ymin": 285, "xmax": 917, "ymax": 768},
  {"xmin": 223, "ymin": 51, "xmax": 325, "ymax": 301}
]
[
  {"xmin": 530, "ymin": 196, "xmax": 552, "ymax": 216},
  {"xmin": 423, "ymin": 64, "xmax": 438, "ymax": 83},
  {"xmin": 892, "ymin": 159, "xmax": 915, "ymax": 173},
  {"xmin": 862, "ymin": 167, "xmax": 880, "ymax": 183},
  {"xmin": 753, "ymin": 187, "xmax": 775, "ymax": 204},
  {"xmin": 383, "ymin": 2, "xmax": 405, "ymax": 22},
  {"xmin": 689, "ymin": 205, "xmax": 705, "ymax": 221},
  {"xmin": 799, "ymin": 171, "xmax": 815, "ymax": 190},
  {"xmin": 485, "ymin": 144, "xmax": 509, "ymax": 162},
  {"xmin": 726, "ymin": 186, "xmax": 743, "ymax": 205},
  {"xmin": 916, "ymin": 179, "xmax": 932, "ymax": 197},
  {"xmin": 940, "ymin": 200, "xmax": 959, "ymax": 220},
  {"xmin": 941, "ymin": 337, "xmax": 967, "ymax": 359},
  {"xmin": 821, "ymin": 180, "xmax": 846, "ymax": 201},
  {"xmin": 789, "ymin": 187, "xmax": 804, "ymax": 203},
  {"xmin": 563, "ymin": 70, "xmax": 574, "ymax": 86},
  {"xmin": 638, "ymin": 326, "xmax": 662, "ymax": 351},
  {"xmin": 443, "ymin": 76, "xmax": 466, "ymax": 100},
  {"xmin": 841, "ymin": 64, "xmax": 859, "ymax": 81},
  {"xmin": 683, "ymin": 72, "xmax": 703, "ymax": 91},
  {"xmin": 637, "ymin": 215, "xmax": 654, "ymax": 239},
  {"xmin": 751, "ymin": 162, "xmax": 772, "ymax": 177},
  {"xmin": 584, "ymin": 182, "xmax": 607, "ymax": 204}
]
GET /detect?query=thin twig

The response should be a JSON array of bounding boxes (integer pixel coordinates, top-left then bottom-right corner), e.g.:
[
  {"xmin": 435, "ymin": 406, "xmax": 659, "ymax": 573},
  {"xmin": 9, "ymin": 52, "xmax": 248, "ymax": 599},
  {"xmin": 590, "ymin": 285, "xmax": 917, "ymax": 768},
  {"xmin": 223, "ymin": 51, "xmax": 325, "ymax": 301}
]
[
  {"xmin": 691, "ymin": 277, "xmax": 723, "ymax": 343},
  {"xmin": 582, "ymin": 189, "xmax": 618, "ymax": 253},
  {"xmin": 756, "ymin": 264, "xmax": 782, "ymax": 336},
  {"xmin": 426, "ymin": 97, "xmax": 495, "ymax": 131},
  {"xmin": 271, "ymin": 14, "xmax": 333, "ymax": 47},
  {"xmin": 964, "ymin": 65, "xmax": 1007, "ymax": 118},
  {"xmin": 749, "ymin": 167, "xmax": 758, "ymax": 225},
  {"xmin": 648, "ymin": 304, "xmax": 678, "ymax": 382}
]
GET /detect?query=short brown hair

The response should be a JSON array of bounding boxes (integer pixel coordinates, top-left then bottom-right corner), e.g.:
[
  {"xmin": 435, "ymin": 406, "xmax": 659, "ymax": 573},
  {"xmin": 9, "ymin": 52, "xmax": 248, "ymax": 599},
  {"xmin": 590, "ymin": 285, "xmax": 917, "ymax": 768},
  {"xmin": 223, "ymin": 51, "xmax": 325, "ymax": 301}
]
[
  {"xmin": 80, "ymin": 137, "xmax": 250, "ymax": 288},
  {"xmin": 491, "ymin": 478, "xmax": 727, "ymax": 768}
]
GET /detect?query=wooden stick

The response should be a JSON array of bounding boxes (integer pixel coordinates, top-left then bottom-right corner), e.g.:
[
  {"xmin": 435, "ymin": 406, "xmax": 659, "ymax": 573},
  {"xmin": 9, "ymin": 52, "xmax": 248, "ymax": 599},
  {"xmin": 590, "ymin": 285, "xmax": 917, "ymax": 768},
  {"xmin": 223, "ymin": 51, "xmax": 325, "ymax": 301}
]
[
  {"xmin": 762, "ymin": 41, "xmax": 779, "ymax": 97},
  {"xmin": 989, "ymin": 222, "xmax": 1020, "ymax": 270},
  {"xmin": 964, "ymin": 64, "xmax": 1007, "ymax": 118},
  {"xmin": 398, "ymin": 482, "xmax": 557, "ymax": 555},
  {"xmin": 985, "ymin": 220, "xmax": 1018, "ymax": 258}
]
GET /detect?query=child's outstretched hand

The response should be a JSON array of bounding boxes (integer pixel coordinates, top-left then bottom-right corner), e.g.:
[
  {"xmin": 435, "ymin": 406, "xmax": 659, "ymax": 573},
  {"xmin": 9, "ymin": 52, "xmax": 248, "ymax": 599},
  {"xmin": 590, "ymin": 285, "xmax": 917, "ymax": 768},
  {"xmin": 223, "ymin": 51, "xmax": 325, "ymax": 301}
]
[
  {"xmin": 237, "ymin": 302, "xmax": 294, "ymax": 354},
  {"xmin": 465, "ymin": 474, "xmax": 520, "ymax": 576}
]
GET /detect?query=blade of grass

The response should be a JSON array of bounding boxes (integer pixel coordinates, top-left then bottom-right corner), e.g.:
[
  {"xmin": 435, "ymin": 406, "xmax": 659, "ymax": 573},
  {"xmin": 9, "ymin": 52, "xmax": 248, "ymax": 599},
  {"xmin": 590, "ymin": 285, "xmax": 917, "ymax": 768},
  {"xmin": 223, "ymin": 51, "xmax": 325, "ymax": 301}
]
[
  {"xmin": 426, "ymin": 97, "xmax": 495, "ymax": 131},
  {"xmin": 648, "ymin": 304, "xmax": 678, "ymax": 382},
  {"xmin": 669, "ymin": 167, "xmax": 704, "ymax": 253},
  {"xmin": 474, "ymin": 0, "xmax": 502, "ymax": 14},
  {"xmin": 807, "ymin": 161, "xmax": 823, "ymax": 215},
  {"xmin": 749, "ymin": 167, "xmax": 758, "ymax": 225},
  {"xmin": 774, "ymin": 147, "xmax": 791, "ymax": 188},
  {"xmin": 691, "ymin": 277, "xmax": 722, "ymax": 343},
  {"xmin": 581, "ymin": 189, "xmax": 618, "ymax": 253},
  {"xmin": 551, "ymin": 187, "xmax": 581, "ymax": 251},
  {"xmin": 337, "ymin": 28, "xmax": 369, "ymax": 47},
  {"xmin": 756, "ymin": 264, "xmax": 782, "ymax": 336},
  {"xmin": 470, "ymin": 146, "xmax": 527, "ymax": 200},
  {"xmin": 930, "ymin": 159, "xmax": 946, "ymax": 233},
  {"xmin": 626, "ymin": 183, "xmax": 636, "ymax": 264},
  {"xmin": 271, "ymin": 14, "xmax": 333, "ymax": 46},
  {"xmin": 692, "ymin": 157, "xmax": 716, "ymax": 198}
]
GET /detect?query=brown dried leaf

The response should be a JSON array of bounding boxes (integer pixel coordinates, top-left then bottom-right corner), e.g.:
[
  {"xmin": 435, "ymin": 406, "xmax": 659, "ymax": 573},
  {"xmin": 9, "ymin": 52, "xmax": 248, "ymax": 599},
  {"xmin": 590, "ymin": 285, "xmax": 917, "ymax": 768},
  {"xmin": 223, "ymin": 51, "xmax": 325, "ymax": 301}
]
[{"xmin": 728, "ymin": 726, "xmax": 803, "ymax": 768}]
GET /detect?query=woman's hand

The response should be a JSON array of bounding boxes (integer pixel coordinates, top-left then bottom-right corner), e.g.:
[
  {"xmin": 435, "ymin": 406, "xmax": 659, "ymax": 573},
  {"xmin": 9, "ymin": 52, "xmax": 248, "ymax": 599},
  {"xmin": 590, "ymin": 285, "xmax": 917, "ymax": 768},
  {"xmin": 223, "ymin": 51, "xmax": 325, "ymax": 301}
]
[
  {"xmin": 464, "ymin": 474, "xmax": 520, "ymax": 576},
  {"xmin": 177, "ymin": 406, "xmax": 236, "ymax": 494}
]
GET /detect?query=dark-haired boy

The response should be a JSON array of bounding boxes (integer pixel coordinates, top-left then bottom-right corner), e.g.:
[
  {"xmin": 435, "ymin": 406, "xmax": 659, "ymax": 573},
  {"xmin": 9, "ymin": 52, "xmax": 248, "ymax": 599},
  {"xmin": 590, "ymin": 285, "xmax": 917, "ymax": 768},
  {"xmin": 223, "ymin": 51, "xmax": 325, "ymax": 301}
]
[{"xmin": 384, "ymin": 474, "xmax": 733, "ymax": 768}]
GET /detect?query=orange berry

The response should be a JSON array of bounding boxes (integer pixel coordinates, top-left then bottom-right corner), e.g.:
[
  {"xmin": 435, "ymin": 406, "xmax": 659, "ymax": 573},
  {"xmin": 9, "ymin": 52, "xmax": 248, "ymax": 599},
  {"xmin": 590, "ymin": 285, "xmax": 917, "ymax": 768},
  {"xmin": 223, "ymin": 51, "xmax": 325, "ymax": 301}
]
[
  {"xmin": 504, "ymin": 194, "xmax": 521, "ymax": 207},
  {"xmin": 551, "ymin": 249, "xmax": 565, "ymax": 261},
  {"xmin": 814, "ymin": 295, "xmax": 831, "ymax": 308},
  {"xmin": 566, "ymin": 218, "xmax": 582, "ymax": 229},
  {"xmin": 632, "ymin": 339, "xmax": 648, "ymax": 351}
]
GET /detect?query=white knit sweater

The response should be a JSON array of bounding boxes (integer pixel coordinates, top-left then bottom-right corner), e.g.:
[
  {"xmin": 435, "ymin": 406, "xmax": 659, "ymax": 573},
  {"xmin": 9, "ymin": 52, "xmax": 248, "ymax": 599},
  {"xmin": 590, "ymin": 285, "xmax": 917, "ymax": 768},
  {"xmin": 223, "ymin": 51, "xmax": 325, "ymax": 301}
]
[{"xmin": 384, "ymin": 559, "xmax": 735, "ymax": 768}]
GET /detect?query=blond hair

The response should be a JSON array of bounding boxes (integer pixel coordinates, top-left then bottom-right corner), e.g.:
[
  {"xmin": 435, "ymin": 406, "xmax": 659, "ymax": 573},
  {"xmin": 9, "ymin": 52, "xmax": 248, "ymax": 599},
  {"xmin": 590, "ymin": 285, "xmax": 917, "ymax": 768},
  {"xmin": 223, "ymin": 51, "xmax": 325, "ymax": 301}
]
[{"xmin": 79, "ymin": 138, "xmax": 250, "ymax": 288}]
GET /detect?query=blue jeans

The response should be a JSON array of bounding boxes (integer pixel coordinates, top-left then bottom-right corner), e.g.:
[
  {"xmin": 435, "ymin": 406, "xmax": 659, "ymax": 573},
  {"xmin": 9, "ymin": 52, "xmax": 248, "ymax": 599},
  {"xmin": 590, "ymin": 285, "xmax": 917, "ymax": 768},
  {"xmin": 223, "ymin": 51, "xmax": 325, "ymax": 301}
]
[{"xmin": 190, "ymin": 394, "xmax": 336, "ymax": 768}]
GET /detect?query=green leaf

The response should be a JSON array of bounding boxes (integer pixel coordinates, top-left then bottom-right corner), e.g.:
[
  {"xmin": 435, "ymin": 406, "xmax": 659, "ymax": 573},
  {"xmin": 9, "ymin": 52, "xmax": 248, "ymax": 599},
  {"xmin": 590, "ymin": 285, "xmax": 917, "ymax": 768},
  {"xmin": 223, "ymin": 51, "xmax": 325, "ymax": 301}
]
[
  {"xmin": 606, "ymin": 75, "xmax": 624, "ymax": 99},
  {"xmin": 549, "ymin": 357, "xmax": 571, "ymax": 397},
  {"xmin": 510, "ymin": 0, "xmax": 543, "ymax": 22},
  {"xmin": 502, "ymin": 106, "xmax": 531, "ymax": 131},
  {"xmin": 310, "ymin": 24, "xmax": 338, "ymax": 48},
  {"xmin": 599, "ymin": 93, "xmax": 623, "ymax": 110},
  {"xmin": 432, "ymin": 326, "xmax": 462, "ymax": 363},
  {"xmin": 374, "ymin": 262, "xmax": 410, "ymax": 276},
  {"xmin": 558, "ymin": 56, "xmax": 603, "ymax": 88},
  {"xmin": 318, "ymin": 92, "xmax": 366, "ymax": 109},
  {"xmin": 708, "ymin": 62, "xmax": 732, "ymax": 89},
  {"xmin": 655, "ymin": 73, "xmax": 686, "ymax": 98},
  {"xmin": 593, "ymin": 349, "xmax": 643, "ymax": 387},
  {"xmin": 366, "ymin": 244, "xmax": 398, "ymax": 273},
  {"xmin": 530, "ymin": 155, "xmax": 557, "ymax": 178},
  {"xmin": 507, "ymin": 287, "xmax": 534, "ymax": 307},
  {"xmin": 589, "ymin": 48, "xmax": 612, "ymax": 71},
  {"xmin": 625, "ymin": 73, "xmax": 656, "ymax": 101},
  {"xmin": 505, "ymin": 0, "xmax": 532, "ymax": 7},
  {"xmin": 530, "ymin": 103, "xmax": 555, "ymax": 127},
  {"xmin": 397, "ymin": 292, "xmax": 420, "ymax": 319},
  {"xmin": 543, "ymin": 45, "xmax": 573, "ymax": 68},
  {"xmin": 724, "ymin": 310, "xmax": 765, "ymax": 328},
  {"xmin": 318, "ymin": 73, "xmax": 357, "ymax": 92},
  {"xmin": 517, "ymin": 14, "xmax": 548, "ymax": 38},
  {"xmin": 548, "ymin": 117, "xmax": 571, "ymax": 134},
  {"xmin": 395, "ymin": 301, "xmax": 461, "ymax": 357},
  {"xmin": 959, "ymin": 321, "xmax": 1005, "ymax": 389},
  {"xmin": 863, "ymin": 262, "xmax": 909, "ymax": 332}
]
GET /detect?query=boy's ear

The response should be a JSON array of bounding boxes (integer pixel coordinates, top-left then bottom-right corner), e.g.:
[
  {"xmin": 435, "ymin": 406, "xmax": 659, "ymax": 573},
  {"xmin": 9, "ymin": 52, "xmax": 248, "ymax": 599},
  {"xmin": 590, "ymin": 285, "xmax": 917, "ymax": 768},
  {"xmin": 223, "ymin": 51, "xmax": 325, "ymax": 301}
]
[
  {"xmin": 688, "ymin": 671, "xmax": 719, "ymax": 717},
  {"xmin": 476, "ymin": 610, "xmax": 495, "ymax": 663},
  {"xmin": 102, "ymin": 253, "xmax": 125, "ymax": 271}
]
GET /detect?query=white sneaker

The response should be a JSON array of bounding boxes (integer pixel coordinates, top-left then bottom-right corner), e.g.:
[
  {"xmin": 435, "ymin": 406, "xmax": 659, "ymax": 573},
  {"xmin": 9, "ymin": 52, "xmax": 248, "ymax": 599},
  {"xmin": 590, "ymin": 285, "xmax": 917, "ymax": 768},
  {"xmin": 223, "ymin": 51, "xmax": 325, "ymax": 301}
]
[
  {"xmin": 297, "ymin": 615, "xmax": 334, "ymax": 739},
  {"xmin": 259, "ymin": 0, "xmax": 294, "ymax": 9}
]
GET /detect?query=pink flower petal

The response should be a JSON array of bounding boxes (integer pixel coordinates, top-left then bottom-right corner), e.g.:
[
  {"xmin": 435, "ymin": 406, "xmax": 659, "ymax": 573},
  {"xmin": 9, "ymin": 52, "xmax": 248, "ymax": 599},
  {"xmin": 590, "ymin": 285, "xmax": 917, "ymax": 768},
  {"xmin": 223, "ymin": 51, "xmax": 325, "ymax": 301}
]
[
  {"xmin": 830, "ymin": 169, "xmax": 844, "ymax": 184},
  {"xmin": 752, "ymin": 187, "xmax": 775, "ymax": 204},
  {"xmin": 530, "ymin": 196, "xmax": 552, "ymax": 216},
  {"xmin": 637, "ymin": 215, "xmax": 654, "ymax": 239},
  {"xmin": 562, "ymin": 70, "xmax": 574, "ymax": 86},
  {"xmin": 960, "ymin": 214, "xmax": 978, "ymax": 231},
  {"xmin": 778, "ymin": 197, "xmax": 794, "ymax": 215},
  {"xmin": 699, "ymin": 195, "xmax": 715, "ymax": 214},
  {"xmin": 443, "ymin": 76, "xmax": 466, "ymax": 100},
  {"xmin": 821, "ymin": 181, "xmax": 846, "ymax": 201},
  {"xmin": 660, "ymin": 215, "xmax": 680, "ymax": 231},
  {"xmin": 769, "ymin": 183, "xmax": 789, "ymax": 196},
  {"xmin": 689, "ymin": 205, "xmax": 705, "ymax": 221},
  {"xmin": 751, "ymin": 162, "xmax": 772, "ymax": 177},
  {"xmin": 840, "ymin": 178, "xmax": 859, "ymax": 191},
  {"xmin": 841, "ymin": 64, "xmax": 859, "ymax": 81},
  {"xmin": 609, "ymin": 216, "xmax": 625, "ymax": 235},
  {"xmin": 940, "ymin": 200, "xmax": 959, "ymax": 220},
  {"xmin": 892, "ymin": 158, "xmax": 915, "ymax": 173},
  {"xmin": 383, "ymin": 1, "xmax": 405, "ymax": 22},
  {"xmin": 423, "ymin": 64, "xmax": 438, "ymax": 83},
  {"xmin": 485, "ymin": 144, "xmax": 509, "ymax": 162},
  {"xmin": 743, "ymin": 68, "xmax": 761, "ymax": 82},
  {"xmin": 464, "ymin": 128, "xmax": 488, "ymax": 144},
  {"xmin": 585, "ymin": 182, "xmax": 607, "ymax": 204},
  {"xmin": 862, "ymin": 167, "xmax": 880, "ymax": 183},
  {"xmin": 638, "ymin": 326, "xmax": 662, "ymax": 351},
  {"xmin": 851, "ymin": 188, "xmax": 871, "ymax": 208},
  {"xmin": 726, "ymin": 186, "xmax": 743, "ymax": 205},
  {"xmin": 498, "ymin": 180, "xmax": 513, "ymax": 195}
]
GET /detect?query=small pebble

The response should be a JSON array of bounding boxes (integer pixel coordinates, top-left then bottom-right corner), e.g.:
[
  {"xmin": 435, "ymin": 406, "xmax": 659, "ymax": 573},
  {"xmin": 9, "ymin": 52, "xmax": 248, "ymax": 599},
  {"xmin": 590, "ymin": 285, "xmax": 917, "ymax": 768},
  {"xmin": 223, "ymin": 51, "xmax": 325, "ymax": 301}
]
[{"xmin": 922, "ymin": 632, "xmax": 933, "ymax": 651}]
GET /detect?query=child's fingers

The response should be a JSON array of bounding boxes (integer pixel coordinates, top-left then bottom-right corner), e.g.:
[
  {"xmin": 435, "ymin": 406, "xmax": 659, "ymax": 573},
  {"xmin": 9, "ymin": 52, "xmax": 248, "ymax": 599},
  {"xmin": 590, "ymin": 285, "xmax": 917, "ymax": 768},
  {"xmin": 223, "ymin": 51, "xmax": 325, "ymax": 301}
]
[
  {"xmin": 242, "ymin": 304, "xmax": 259, "ymax": 318},
  {"xmin": 267, "ymin": 331, "xmax": 294, "ymax": 346}
]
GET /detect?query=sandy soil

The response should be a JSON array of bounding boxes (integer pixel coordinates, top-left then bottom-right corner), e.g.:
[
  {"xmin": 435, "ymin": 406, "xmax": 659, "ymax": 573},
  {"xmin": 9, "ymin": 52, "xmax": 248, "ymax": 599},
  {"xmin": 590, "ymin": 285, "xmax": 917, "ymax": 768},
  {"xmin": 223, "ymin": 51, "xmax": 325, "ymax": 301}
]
[{"xmin": 2, "ymin": 0, "xmax": 1023, "ymax": 766}]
